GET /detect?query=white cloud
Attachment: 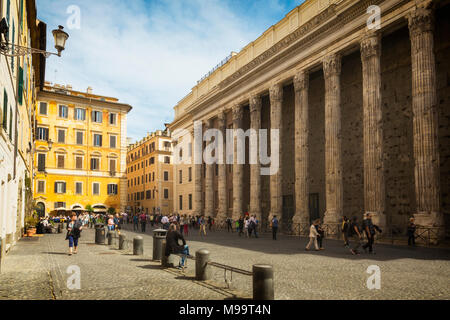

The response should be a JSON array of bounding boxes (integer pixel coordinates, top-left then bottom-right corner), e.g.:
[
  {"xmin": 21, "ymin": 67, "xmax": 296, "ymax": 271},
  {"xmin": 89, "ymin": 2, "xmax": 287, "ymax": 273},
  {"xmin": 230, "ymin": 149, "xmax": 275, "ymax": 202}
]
[{"xmin": 36, "ymin": 0, "xmax": 300, "ymax": 140}]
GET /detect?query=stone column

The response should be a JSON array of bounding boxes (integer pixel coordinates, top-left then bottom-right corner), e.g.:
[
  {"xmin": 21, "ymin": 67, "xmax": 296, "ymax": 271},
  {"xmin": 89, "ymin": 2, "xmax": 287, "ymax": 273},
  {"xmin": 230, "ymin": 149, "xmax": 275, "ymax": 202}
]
[
  {"xmin": 408, "ymin": 7, "xmax": 443, "ymax": 229},
  {"xmin": 204, "ymin": 118, "xmax": 215, "ymax": 217},
  {"xmin": 323, "ymin": 53, "xmax": 343, "ymax": 226},
  {"xmin": 269, "ymin": 83, "xmax": 283, "ymax": 223},
  {"xmin": 249, "ymin": 94, "xmax": 262, "ymax": 222},
  {"xmin": 192, "ymin": 125, "xmax": 203, "ymax": 216},
  {"xmin": 361, "ymin": 32, "xmax": 386, "ymax": 230},
  {"xmin": 232, "ymin": 104, "xmax": 244, "ymax": 221},
  {"xmin": 217, "ymin": 110, "xmax": 228, "ymax": 221},
  {"xmin": 292, "ymin": 71, "xmax": 310, "ymax": 230}
]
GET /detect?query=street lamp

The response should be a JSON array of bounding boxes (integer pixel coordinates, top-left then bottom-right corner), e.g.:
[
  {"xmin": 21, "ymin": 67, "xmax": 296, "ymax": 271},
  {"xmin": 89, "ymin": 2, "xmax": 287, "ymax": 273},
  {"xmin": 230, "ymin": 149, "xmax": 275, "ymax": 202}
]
[
  {"xmin": 47, "ymin": 139, "xmax": 53, "ymax": 151},
  {"xmin": 0, "ymin": 19, "xmax": 69, "ymax": 58}
]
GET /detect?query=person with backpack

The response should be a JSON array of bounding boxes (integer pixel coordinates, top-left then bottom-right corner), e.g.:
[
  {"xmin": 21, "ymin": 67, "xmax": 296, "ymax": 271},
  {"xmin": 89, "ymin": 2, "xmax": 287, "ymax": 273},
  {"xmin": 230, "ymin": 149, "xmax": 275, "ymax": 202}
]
[
  {"xmin": 348, "ymin": 216, "xmax": 363, "ymax": 255},
  {"xmin": 249, "ymin": 215, "xmax": 258, "ymax": 238},
  {"xmin": 407, "ymin": 217, "xmax": 416, "ymax": 246},
  {"xmin": 66, "ymin": 213, "xmax": 83, "ymax": 256},
  {"xmin": 362, "ymin": 213, "xmax": 382, "ymax": 254},
  {"xmin": 271, "ymin": 215, "xmax": 279, "ymax": 240},
  {"xmin": 341, "ymin": 216, "xmax": 350, "ymax": 247},
  {"xmin": 140, "ymin": 212, "xmax": 147, "ymax": 233}
]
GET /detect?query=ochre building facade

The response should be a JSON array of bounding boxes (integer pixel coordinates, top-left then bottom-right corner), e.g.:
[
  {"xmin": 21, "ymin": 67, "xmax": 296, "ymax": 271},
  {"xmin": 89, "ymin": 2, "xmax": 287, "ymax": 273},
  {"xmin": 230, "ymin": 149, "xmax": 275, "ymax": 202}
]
[
  {"xmin": 169, "ymin": 0, "xmax": 450, "ymax": 240},
  {"xmin": 126, "ymin": 130, "xmax": 173, "ymax": 215},
  {"xmin": 33, "ymin": 83, "xmax": 132, "ymax": 215}
]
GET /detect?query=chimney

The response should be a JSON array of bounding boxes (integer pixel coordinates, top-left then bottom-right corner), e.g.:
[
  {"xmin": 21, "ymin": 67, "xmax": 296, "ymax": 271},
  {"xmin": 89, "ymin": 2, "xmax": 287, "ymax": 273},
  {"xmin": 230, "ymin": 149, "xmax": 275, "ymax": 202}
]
[
  {"xmin": 66, "ymin": 84, "xmax": 72, "ymax": 90},
  {"xmin": 87, "ymin": 87, "xmax": 93, "ymax": 94}
]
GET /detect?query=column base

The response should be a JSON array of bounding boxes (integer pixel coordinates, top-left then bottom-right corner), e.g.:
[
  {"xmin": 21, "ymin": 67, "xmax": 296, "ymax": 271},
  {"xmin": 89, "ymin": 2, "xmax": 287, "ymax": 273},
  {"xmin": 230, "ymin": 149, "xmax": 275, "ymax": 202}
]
[
  {"xmin": 413, "ymin": 212, "xmax": 445, "ymax": 245},
  {"xmin": 292, "ymin": 214, "xmax": 309, "ymax": 235},
  {"xmin": 323, "ymin": 211, "xmax": 341, "ymax": 237}
]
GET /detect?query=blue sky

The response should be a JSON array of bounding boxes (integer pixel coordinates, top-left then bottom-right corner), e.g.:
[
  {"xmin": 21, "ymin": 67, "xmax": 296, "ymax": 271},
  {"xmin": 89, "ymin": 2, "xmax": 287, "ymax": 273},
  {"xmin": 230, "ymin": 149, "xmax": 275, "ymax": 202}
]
[{"xmin": 36, "ymin": 0, "xmax": 304, "ymax": 141}]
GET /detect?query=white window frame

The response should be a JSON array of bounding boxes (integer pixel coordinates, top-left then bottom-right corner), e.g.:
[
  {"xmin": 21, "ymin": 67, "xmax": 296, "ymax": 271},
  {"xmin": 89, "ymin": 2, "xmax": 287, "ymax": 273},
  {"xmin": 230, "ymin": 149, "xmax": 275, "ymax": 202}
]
[
  {"xmin": 55, "ymin": 180, "xmax": 66, "ymax": 194},
  {"xmin": 92, "ymin": 182, "xmax": 100, "ymax": 195},
  {"xmin": 93, "ymin": 133, "xmax": 102, "ymax": 147},
  {"xmin": 56, "ymin": 153, "xmax": 66, "ymax": 169},
  {"xmin": 37, "ymin": 180, "xmax": 46, "ymax": 194},
  {"xmin": 109, "ymin": 134, "xmax": 117, "ymax": 149},
  {"xmin": 109, "ymin": 112, "xmax": 117, "ymax": 126},
  {"xmin": 58, "ymin": 104, "xmax": 69, "ymax": 119},
  {"xmin": 92, "ymin": 110, "xmax": 103, "ymax": 123},
  {"xmin": 39, "ymin": 102, "xmax": 48, "ymax": 116},
  {"xmin": 75, "ymin": 181, "xmax": 83, "ymax": 195},
  {"xmin": 75, "ymin": 130, "xmax": 84, "ymax": 145},
  {"xmin": 74, "ymin": 155, "xmax": 84, "ymax": 170},
  {"xmin": 90, "ymin": 157, "xmax": 101, "ymax": 171},
  {"xmin": 56, "ymin": 128, "xmax": 66, "ymax": 143},
  {"xmin": 74, "ymin": 107, "xmax": 86, "ymax": 121}
]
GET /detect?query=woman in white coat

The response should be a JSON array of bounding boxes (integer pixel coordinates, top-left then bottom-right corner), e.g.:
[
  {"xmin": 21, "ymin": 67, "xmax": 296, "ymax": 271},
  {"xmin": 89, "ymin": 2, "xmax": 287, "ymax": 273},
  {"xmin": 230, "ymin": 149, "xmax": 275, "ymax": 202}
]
[{"xmin": 305, "ymin": 219, "xmax": 320, "ymax": 251}]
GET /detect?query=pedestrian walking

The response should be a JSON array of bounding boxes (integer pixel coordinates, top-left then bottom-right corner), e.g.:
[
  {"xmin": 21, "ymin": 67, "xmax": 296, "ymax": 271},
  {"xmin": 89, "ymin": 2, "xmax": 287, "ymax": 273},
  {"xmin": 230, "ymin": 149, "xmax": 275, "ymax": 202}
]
[
  {"xmin": 362, "ymin": 213, "xmax": 382, "ymax": 254},
  {"xmin": 407, "ymin": 217, "xmax": 416, "ymax": 246},
  {"xmin": 140, "ymin": 212, "xmax": 147, "ymax": 233},
  {"xmin": 348, "ymin": 216, "xmax": 363, "ymax": 255},
  {"xmin": 199, "ymin": 216, "xmax": 207, "ymax": 236},
  {"xmin": 315, "ymin": 220, "xmax": 325, "ymax": 250},
  {"xmin": 238, "ymin": 216, "xmax": 244, "ymax": 237},
  {"xmin": 271, "ymin": 215, "xmax": 279, "ymax": 240},
  {"xmin": 244, "ymin": 217, "xmax": 250, "ymax": 238},
  {"xmin": 107, "ymin": 215, "xmax": 115, "ymax": 231},
  {"xmin": 226, "ymin": 217, "xmax": 233, "ymax": 232},
  {"xmin": 66, "ymin": 213, "xmax": 83, "ymax": 256},
  {"xmin": 133, "ymin": 214, "xmax": 139, "ymax": 231},
  {"xmin": 305, "ymin": 219, "xmax": 320, "ymax": 251},
  {"xmin": 341, "ymin": 216, "xmax": 350, "ymax": 247}
]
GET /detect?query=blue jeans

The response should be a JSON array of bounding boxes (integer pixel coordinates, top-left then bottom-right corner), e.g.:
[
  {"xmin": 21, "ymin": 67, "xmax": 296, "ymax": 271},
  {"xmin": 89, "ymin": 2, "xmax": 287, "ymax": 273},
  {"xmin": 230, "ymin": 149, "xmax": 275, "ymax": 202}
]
[
  {"xmin": 180, "ymin": 245, "xmax": 189, "ymax": 267},
  {"xmin": 68, "ymin": 236, "xmax": 78, "ymax": 248}
]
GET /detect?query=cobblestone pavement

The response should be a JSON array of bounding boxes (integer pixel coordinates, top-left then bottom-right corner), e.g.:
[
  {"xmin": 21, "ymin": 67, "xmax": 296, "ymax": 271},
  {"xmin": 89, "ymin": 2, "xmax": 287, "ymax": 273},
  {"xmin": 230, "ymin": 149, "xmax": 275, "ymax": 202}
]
[{"xmin": 1, "ymin": 223, "xmax": 449, "ymax": 300}]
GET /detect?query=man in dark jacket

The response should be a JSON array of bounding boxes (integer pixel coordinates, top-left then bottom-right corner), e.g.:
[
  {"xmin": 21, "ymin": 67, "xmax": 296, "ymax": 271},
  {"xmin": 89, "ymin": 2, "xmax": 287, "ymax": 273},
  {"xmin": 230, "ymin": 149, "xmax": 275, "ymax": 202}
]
[{"xmin": 165, "ymin": 224, "xmax": 191, "ymax": 268}]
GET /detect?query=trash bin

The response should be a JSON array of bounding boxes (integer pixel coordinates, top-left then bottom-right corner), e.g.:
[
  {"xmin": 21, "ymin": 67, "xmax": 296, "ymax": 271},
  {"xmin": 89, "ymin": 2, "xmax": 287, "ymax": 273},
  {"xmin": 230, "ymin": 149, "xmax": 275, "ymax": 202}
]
[
  {"xmin": 153, "ymin": 229, "xmax": 168, "ymax": 261},
  {"xmin": 95, "ymin": 224, "xmax": 106, "ymax": 244}
]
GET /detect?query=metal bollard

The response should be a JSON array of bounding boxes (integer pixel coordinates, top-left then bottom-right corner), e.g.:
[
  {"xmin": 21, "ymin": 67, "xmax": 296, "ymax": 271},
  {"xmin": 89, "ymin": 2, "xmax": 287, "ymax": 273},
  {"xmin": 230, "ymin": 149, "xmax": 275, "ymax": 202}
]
[
  {"xmin": 195, "ymin": 249, "xmax": 211, "ymax": 281},
  {"xmin": 119, "ymin": 234, "xmax": 127, "ymax": 250},
  {"xmin": 252, "ymin": 264, "xmax": 274, "ymax": 300},
  {"xmin": 133, "ymin": 236, "xmax": 144, "ymax": 255},
  {"xmin": 161, "ymin": 241, "xmax": 169, "ymax": 267},
  {"xmin": 57, "ymin": 223, "xmax": 63, "ymax": 234}
]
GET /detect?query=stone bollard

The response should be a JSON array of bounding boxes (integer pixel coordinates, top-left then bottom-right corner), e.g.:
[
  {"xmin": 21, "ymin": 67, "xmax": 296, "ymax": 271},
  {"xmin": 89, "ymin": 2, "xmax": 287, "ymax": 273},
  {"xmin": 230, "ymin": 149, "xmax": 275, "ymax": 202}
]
[
  {"xmin": 107, "ymin": 232, "xmax": 114, "ymax": 245},
  {"xmin": 252, "ymin": 264, "xmax": 274, "ymax": 300},
  {"xmin": 57, "ymin": 223, "xmax": 63, "ymax": 234},
  {"xmin": 195, "ymin": 249, "xmax": 211, "ymax": 281},
  {"xmin": 161, "ymin": 241, "xmax": 169, "ymax": 267},
  {"xmin": 133, "ymin": 236, "xmax": 144, "ymax": 255},
  {"xmin": 119, "ymin": 234, "xmax": 127, "ymax": 250}
]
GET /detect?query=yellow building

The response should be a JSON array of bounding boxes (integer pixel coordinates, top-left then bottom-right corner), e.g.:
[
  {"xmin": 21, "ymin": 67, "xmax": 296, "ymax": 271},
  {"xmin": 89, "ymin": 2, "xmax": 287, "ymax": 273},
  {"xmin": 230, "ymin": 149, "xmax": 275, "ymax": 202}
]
[
  {"xmin": 33, "ymin": 82, "xmax": 132, "ymax": 216},
  {"xmin": 126, "ymin": 130, "xmax": 173, "ymax": 215}
]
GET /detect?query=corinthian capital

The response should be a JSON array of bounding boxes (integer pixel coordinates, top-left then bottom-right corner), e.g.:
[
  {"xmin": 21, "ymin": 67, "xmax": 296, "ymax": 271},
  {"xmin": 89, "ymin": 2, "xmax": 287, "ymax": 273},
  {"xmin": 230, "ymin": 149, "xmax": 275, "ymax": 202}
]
[
  {"xmin": 232, "ymin": 104, "xmax": 243, "ymax": 122},
  {"xmin": 293, "ymin": 71, "xmax": 309, "ymax": 92},
  {"xmin": 204, "ymin": 117, "xmax": 213, "ymax": 130},
  {"xmin": 269, "ymin": 83, "xmax": 283, "ymax": 103},
  {"xmin": 360, "ymin": 32, "xmax": 381, "ymax": 60},
  {"xmin": 249, "ymin": 94, "xmax": 262, "ymax": 114},
  {"xmin": 323, "ymin": 53, "xmax": 341, "ymax": 77},
  {"xmin": 407, "ymin": 7, "xmax": 434, "ymax": 38},
  {"xmin": 217, "ymin": 109, "xmax": 226, "ymax": 128}
]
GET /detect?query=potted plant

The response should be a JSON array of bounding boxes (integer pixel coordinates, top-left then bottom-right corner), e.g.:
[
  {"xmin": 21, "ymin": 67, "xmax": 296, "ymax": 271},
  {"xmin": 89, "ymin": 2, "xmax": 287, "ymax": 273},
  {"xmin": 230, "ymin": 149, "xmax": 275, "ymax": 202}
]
[{"xmin": 25, "ymin": 215, "xmax": 39, "ymax": 237}]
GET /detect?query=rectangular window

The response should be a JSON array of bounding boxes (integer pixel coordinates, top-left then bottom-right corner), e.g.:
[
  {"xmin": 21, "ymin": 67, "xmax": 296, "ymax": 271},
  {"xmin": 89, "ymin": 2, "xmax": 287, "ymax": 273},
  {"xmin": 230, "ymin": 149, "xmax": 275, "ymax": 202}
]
[
  {"xmin": 58, "ymin": 105, "xmax": 68, "ymax": 118},
  {"xmin": 36, "ymin": 127, "xmax": 49, "ymax": 141},
  {"xmin": 107, "ymin": 184, "xmax": 118, "ymax": 195},
  {"xmin": 39, "ymin": 102, "xmax": 47, "ymax": 115},
  {"xmin": 189, "ymin": 194, "xmax": 192, "ymax": 210},
  {"xmin": 75, "ymin": 182, "xmax": 83, "ymax": 195},
  {"xmin": 141, "ymin": 191, "xmax": 144, "ymax": 200},
  {"xmin": 179, "ymin": 195, "xmax": 183, "ymax": 211},
  {"xmin": 90, "ymin": 158, "xmax": 100, "ymax": 171},
  {"xmin": 57, "ymin": 129, "xmax": 65, "ymax": 143},
  {"xmin": 152, "ymin": 172, "xmax": 155, "ymax": 181},
  {"xmin": 57, "ymin": 155, "xmax": 65, "ymax": 168},
  {"xmin": 74, "ymin": 108, "xmax": 86, "ymax": 121},
  {"xmin": 37, "ymin": 181, "xmax": 45, "ymax": 193},
  {"xmin": 164, "ymin": 171, "xmax": 169, "ymax": 181},
  {"xmin": 92, "ymin": 111, "xmax": 102, "ymax": 123},
  {"xmin": 37, "ymin": 154, "xmax": 46, "ymax": 172},
  {"xmin": 76, "ymin": 131, "xmax": 83, "ymax": 145},
  {"xmin": 109, "ymin": 135, "xmax": 117, "ymax": 148},
  {"xmin": 109, "ymin": 159, "xmax": 116, "ymax": 174},
  {"xmin": 164, "ymin": 189, "xmax": 169, "ymax": 199},
  {"xmin": 179, "ymin": 170, "xmax": 182, "ymax": 184},
  {"xmin": 93, "ymin": 183, "xmax": 100, "ymax": 195},
  {"xmin": 75, "ymin": 156, "xmax": 83, "ymax": 169},
  {"xmin": 164, "ymin": 156, "xmax": 170, "ymax": 164},
  {"xmin": 109, "ymin": 113, "xmax": 117, "ymax": 125},
  {"xmin": 188, "ymin": 167, "xmax": 192, "ymax": 182},
  {"xmin": 146, "ymin": 190, "xmax": 151, "ymax": 199},
  {"xmin": 54, "ymin": 202, "xmax": 66, "ymax": 209},
  {"xmin": 93, "ymin": 134, "xmax": 102, "ymax": 147},
  {"xmin": 54, "ymin": 182, "xmax": 66, "ymax": 194}
]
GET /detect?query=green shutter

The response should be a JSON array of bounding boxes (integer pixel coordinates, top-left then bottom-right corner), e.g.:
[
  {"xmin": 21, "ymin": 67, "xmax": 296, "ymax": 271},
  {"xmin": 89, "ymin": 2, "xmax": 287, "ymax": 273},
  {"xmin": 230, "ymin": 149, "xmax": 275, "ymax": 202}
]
[
  {"xmin": 9, "ymin": 107, "xmax": 13, "ymax": 139},
  {"xmin": 18, "ymin": 66, "xmax": 23, "ymax": 105}
]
